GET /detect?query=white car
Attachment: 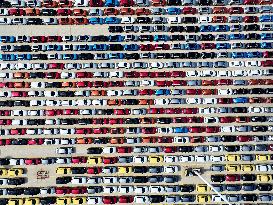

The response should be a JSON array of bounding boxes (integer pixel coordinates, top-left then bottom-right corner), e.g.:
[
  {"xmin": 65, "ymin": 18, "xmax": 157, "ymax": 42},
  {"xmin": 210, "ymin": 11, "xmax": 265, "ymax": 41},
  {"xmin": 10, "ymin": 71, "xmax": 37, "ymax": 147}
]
[
  {"xmin": 199, "ymin": 16, "xmax": 212, "ymax": 23},
  {"xmin": 71, "ymin": 177, "xmax": 87, "ymax": 184},
  {"xmin": 92, "ymin": 99, "xmax": 107, "ymax": 106},
  {"xmin": 202, "ymin": 98, "xmax": 217, "ymax": 104},
  {"xmin": 201, "ymin": 70, "xmax": 217, "ymax": 77},
  {"xmin": 154, "ymin": 99, "xmax": 169, "ymax": 105},
  {"xmin": 174, "ymin": 136, "xmax": 190, "ymax": 143},
  {"xmin": 229, "ymin": 61, "xmax": 245, "ymax": 67},
  {"xmin": 87, "ymin": 197, "xmax": 102, "ymax": 205},
  {"xmin": 55, "ymin": 158, "xmax": 71, "ymax": 164},
  {"xmin": 218, "ymin": 89, "xmax": 232, "ymax": 95},
  {"xmin": 186, "ymin": 70, "xmax": 200, "ymax": 77},
  {"xmin": 208, "ymin": 145, "xmax": 224, "ymax": 152},
  {"xmin": 232, "ymin": 70, "xmax": 247, "ymax": 76},
  {"xmin": 256, "ymin": 164, "xmax": 272, "ymax": 172},
  {"xmin": 12, "ymin": 120, "xmax": 27, "ymax": 125},
  {"xmin": 186, "ymin": 98, "xmax": 202, "ymax": 104},
  {"xmin": 180, "ymin": 155, "xmax": 194, "ymax": 162},
  {"xmin": 74, "ymin": 0, "xmax": 89, "ymax": 6},
  {"xmin": 116, "ymin": 62, "xmax": 130, "ymax": 69},
  {"xmin": 248, "ymin": 69, "xmax": 264, "ymax": 76},
  {"xmin": 210, "ymin": 155, "xmax": 225, "ymax": 162},
  {"xmin": 60, "ymin": 72, "xmax": 75, "ymax": 79},
  {"xmin": 119, "ymin": 186, "xmax": 134, "ymax": 194},
  {"xmin": 140, "ymin": 80, "xmax": 155, "ymax": 86},
  {"xmin": 195, "ymin": 155, "xmax": 209, "ymax": 162},
  {"xmin": 134, "ymin": 196, "xmax": 150, "ymax": 203},
  {"xmin": 133, "ymin": 156, "xmax": 148, "ymax": 163},
  {"xmin": 103, "ymin": 186, "xmax": 118, "ymax": 193},
  {"xmin": 245, "ymin": 61, "xmax": 261, "ymax": 67},
  {"xmin": 217, "ymin": 70, "xmax": 232, "ymax": 77},
  {"xmin": 107, "ymin": 90, "xmax": 123, "ymax": 96},
  {"xmin": 164, "ymin": 166, "xmax": 179, "ymax": 173},
  {"xmin": 167, "ymin": 16, "xmax": 182, "ymax": 23},
  {"xmin": 149, "ymin": 186, "xmax": 165, "ymax": 193},
  {"xmin": 150, "ymin": 62, "xmax": 164, "ymax": 69},
  {"xmin": 221, "ymin": 126, "xmax": 236, "ymax": 132},
  {"xmin": 134, "ymin": 186, "xmax": 149, "ymax": 194},
  {"xmin": 9, "ymin": 158, "xmax": 24, "ymax": 166},
  {"xmin": 248, "ymin": 107, "xmax": 265, "ymax": 113},
  {"xmin": 164, "ymin": 156, "xmax": 179, "ymax": 163},
  {"xmin": 103, "ymin": 147, "xmax": 117, "ymax": 154},
  {"xmin": 199, "ymin": 107, "xmax": 217, "ymax": 114},
  {"xmin": 103, "ymin": 177, "xmax": 118, "ymax": 184},
  {"xmin": 56, "ymin": 147, "xmax": 74, "ymax": 154},
  {"xmin": 30, "ymin": 82, "xmax": 45, "ymax": 88},
  {"xmin": 109, "ymin": 71, "xmax": 124, "ymax": 78},
  {"xmin": 121, "ymin": 17, "xmax": 135, "ymax": 24}
]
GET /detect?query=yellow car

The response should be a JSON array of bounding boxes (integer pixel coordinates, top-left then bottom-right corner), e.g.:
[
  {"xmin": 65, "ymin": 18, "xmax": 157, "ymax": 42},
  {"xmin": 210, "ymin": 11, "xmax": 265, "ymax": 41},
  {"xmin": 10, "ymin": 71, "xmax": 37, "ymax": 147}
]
[
  {"xmin": 256, "ymin": 154, "xmax": 270, "ymax": 161},
  {"xmin": 8, "ymin": 199, "xmax": 23, "ymax": 205},
  {"xmin": 257, "ymin": 174, "xmax": 272, "ymax": 182},
  {"xmin": 225, "ymin": 154, "xmax": 239, "ymax": 162},
  {"xmin": 241, "ymin": 164, "xmax": 255, "ymax": 172},
  {"xmin": 87, "ymin": 157, "xmax": 102, "ymax": 165},
  {"xmin": 56, "ymin": 197, "xmax": 71, "ymax": 205},
  {"xmin": 196, "ymin": 184, "xmax": 210, "ymax": 193},
  {"xmin": 149, "ymin": 156, "xmax": 163, "ymax": 163},
  {"xmin": 24, "ymin": 198, "xmax": 40, "ymax": 205},
  {"xmin": 0, "ymin": 168, "xmax": 8, "ymax": 176},
  {"xmin": 56, "ymin": 167, "xmax": 72, "ymax": 174},
  {"xmin": 197, "ymin": 195, "xmax": 211, "ymax": 203},
  {"xmin": 8, "ymin": 168, "xmax": 24, "ymax": 177},
  {"xmin": 118, "ymin": 167, "xmax": 132, "ymax": 174},
  {"xmin": 225, "ymin": 164, "xmax": 240, "ymax": 172},
  {"xmin": 71, "ymin": 197, "xmax": 87, "ymax": 204}
]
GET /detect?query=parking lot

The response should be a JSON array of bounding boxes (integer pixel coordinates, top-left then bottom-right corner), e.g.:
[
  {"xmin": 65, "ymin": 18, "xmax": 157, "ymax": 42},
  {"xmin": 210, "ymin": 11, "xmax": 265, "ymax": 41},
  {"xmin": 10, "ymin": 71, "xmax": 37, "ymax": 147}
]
[{"xmin": 1, "ymin": 0, "xmax": 273, "ymax": 204}]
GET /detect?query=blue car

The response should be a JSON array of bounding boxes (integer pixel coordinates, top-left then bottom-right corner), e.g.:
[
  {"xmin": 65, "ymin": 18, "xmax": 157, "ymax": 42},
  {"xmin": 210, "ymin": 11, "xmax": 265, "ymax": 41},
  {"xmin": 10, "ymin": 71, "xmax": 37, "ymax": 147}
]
[
  {"xmin": 232, "ymin": 52, "xmax": 245, "ymax": 58},
  {"xmin": 166, "ymin": 7, "xmax": 181, "ymax": 15},
  {"xmin": 233, "ymin": 97, "xmax": 249, "ymax": 103},
  {"xmin": 88, "ymin": 18, "xmax": 104, "ymax": 25},
  {"xmin": 124, "ymin": 44, "xmax": 139, "ymax": 51},
  {"xmin": 200, "ymin": 25, "xmax": 215, "ymax": 32},
  {"xmin": 104, "ymin": 17, "xmax": 121, "ymax": 24},
  {"xmin": 155, "ymin": 89, "xmax": 171, "ymax": 96},
  {"xmin": 184, "ymin": 43, "xmax": 200, "ymax": 50},
  {"xmin": 0, "ymin": 54, "xmax": 17, "ymax": 61},
  {"xmin": 0, "ymin": 36, "xmax": 15, "ymax": 43},
  {"xmin": 245, "ymin": 52, "xmax": 262, "ymax": 58},
  {"xmin": 154, "ymin": 35, "xmax": 170, "ymax": 42},
  {"xmin": 261, "ymin": 33, "xmax": 273, "ymax": 40},
  {"xmin": 108, "ymin": 53, "xmax": 125, "ymax": 59},
  {"xmin": 109, "ymin": 35, "xmax": 124, "ymax": 42},
  {"xmin": 18, "ymin": 54, "xmax": 32, "ymax": 60},
  {"xmin": 261, "ymin": 42, "xmax": 273, "ymax": 49},
  {"xmin": 104, "ymin": 0, "xmax": 119, "ymax": 6},
  {"xmin": 92, "ymin": 44, "xmax": 108, "ymax": 51},
  {"xmin": 77, "ymin": 45, "xmax": 89, "ymax": 51},
  {"xmin": 229, "ymin": 34, "xmax": 245, "ymax": 40},
  {"xmin": 259, "ymin": 15, "xmax": 273, "ymax": 22},
  {"xmin": 216, "ymin": 43, "xmax": 231, "ymax": 50},
  {"xmin": 173, "ymin": 127, "xmax": 189, "ymax": 133},
  {"xmin": 215, "ymin": 25, "xmax": 230, "ymax": 32}
]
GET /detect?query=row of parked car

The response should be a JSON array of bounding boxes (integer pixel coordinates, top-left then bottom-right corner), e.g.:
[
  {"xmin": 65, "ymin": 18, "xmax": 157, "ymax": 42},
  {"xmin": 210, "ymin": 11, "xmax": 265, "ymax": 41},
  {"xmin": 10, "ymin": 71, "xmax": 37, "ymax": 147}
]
[
  {"xmin": 2, "ymin": 33, "xmax": 273, "ymax": 43},
  {"xmin": 2, "ymin": 5, "xmax": 273, "ymax": 17},
  {"xmin": 1, "ymin": 0, "xmax": 272, "ymax": 8},
  {"xmin": 2, "ymin": 15, "xmax": 273, "ymax": 25},
  {"xmin": 1, "ymin": 135, "xmax": 272, "ymax": 146},
  {"xmin": 1, "ymin": 42, "xmax": 273, "ymax": 53},
  {"xmin": 0, "ymin": 125, "xmax": 273, "ymax": 136}
]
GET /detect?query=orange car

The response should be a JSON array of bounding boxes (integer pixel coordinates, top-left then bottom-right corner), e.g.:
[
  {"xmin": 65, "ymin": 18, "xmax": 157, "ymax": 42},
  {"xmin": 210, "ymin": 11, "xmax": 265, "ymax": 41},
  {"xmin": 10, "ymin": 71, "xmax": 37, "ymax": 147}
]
[
  {"xmin": 202, "ymin": 89, "xmax": 217, "ymax": 95},
  {"xmin": 139, "ymin": 99, "xmax": 154, "ymax": 105},
  {"xmin": 73, "ymin": 9, "xmax": 88, "ymax": 16},
  {"xmin": 266, "ymin": 98, "xmax": 273, "ymax": 103},
  {"xmin": 152, "ymin": 0, "xmax": 166, "ymax": 6},
  {"xmin": 110, "ymin": 138, "xmax": 125, "ymax": 144},
  {"xmin": 13, "ymin": 72, "xmax": 30, "ymax": 79},
  {"xmin": 110, "ymin": 128, "xmax": 125, "ymax": 134},
  {"xmin": 107, "ymin": 99, "xmax": 122, "ymax": 106},
  {"xmin": 77, "ymin": 138, "xmax": 92, "ymax": 144},
  {"xmin": 212, "ymin": 7, "xmax": 228, "ymax": 14},
  {"xmin": 74, "ymin": 18, "xmax": 89, "ymax": 25},
  {"xmin": 58, "ymin": 0, "xmax": 73, "ymax": 7},
  {"xmin": 135, "ymin": 8, "xmax": 151, "ymax": 15},
  {"xmin": 14, "ymin": 82, "xmax": 30, "ymax": 88},
  {"xmin": 212, "ymin": 16, "xmax": 227, "ymax": 23},
  {"xmin": 58, "ymin": 18, "xmax": 74, "ymax": 25},
  {"xmin": 142, "ymin": 137, "xmax": 157, "ymax": 143},
  {"xmin": 202, "ymin": 80, "xmax": 215, "ymax": 86},
  {"xmin": 248, "ymin": 79, "xmax": 265, "ymax": 85},
  {"xmin": 25, "ymin": 8, "xmax": 40, "ymax": 16},
  {"xmin": 120, "ymin": 8, "xmax": 135, "ymax": 15},
  {"xmin": 140, "ymin": 118, "xmax": 155, "ymax": 124},
  {"xmin": 43, "ymin": 0, "xmax": 58, "ymax": 7},
  {"xmin": 265, "ymin": 79, "xmax": 273, "ymax": 85},
  {"xmin": 61, "ymin": 82, "xmax": 76, "ymax": 88},
  {"xmin": 104, "ymin": 8, "xmax": 119, "ymax": 15},
  {"xmin": 249, "ymin": 97, "xmax": 266, "ymax": 103}
]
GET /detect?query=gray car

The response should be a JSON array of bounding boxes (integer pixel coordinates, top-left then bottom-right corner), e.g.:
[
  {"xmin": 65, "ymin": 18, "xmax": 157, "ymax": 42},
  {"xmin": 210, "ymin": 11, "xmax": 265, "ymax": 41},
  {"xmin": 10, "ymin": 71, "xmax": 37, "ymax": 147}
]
[
  {"xmin": 233, "ymin": 80, "xmax": 248, "ymax": 86},
  {"xmin": 206, "ymin": 136, "xmax": 220, "ymax": 142},
  {"xmin": 182, "ymin": 0, "xmax": 197, "ymax": 5},
  {"xmin": 261, "ymin": 6, "xmax": 272, "ymax": 13},
  {"xmin": 229, "ymin": 0, "xmax": 243, "ymax": 4},
  {"xmin": 244, "ymin": 6, "xmax": 259, "ymax": 14},
  {"xmin": 211, "ymin": 165, "xmax": 224, "ymax": 172},
  {"xmin": 242, "ymin": 184, "xmax": 256, "ymax": 191},
  {"xmin": 227, "ymin": 195, "xmax": 240, "ymax": 202},
  {"xmin": 240, "ymin": 154, "xmax": 254, "ymax": 162},
  {"xmin": 165, "ymin": 196, "xmax": 180, "ymax": 203},
  {"xmin": 259, "ymin": 195, "xmax": 272, "ymax": 201},
  {"xmin": 212, "ymin": 185, "xmax": 225, "ymax": 192},
  {"xmin": 165, "ymin": 186, "xmax": 180, "ymax": 192},
  {"xmin": 149, "ymin": 167, "xmax": 164, "ymax": 174},
  {"xmin": 226, "ymin": 184, "xmax": 241, "ymax": 191},
  {"xmin": 187, "ymin": 80, "xmax": 201, "ymax": 86},
  {"xmin": 149, "ymin": 176, "xmax": 164, "ymax": 183},
  {"xmin": 164, "ymin": 176, "xmax": 179, "ymax": 183}
]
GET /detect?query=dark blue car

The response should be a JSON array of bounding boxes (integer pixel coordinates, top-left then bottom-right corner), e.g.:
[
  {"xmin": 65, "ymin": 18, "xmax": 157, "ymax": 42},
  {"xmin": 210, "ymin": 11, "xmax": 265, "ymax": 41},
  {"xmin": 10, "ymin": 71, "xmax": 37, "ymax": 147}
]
[
  {"xmin": 109, "ymin": 35, "xmax": 124, "ymax": 42},
  {"xmin": 104, "ymin": 17, "xmax": 121, "ymax": 24},
  {"xmin": 233, "ymin": 97, "xmax": 249, "ymax": 103},
  {"xmin": 261, "ymin": 42, "xmax": 273, "ymax": 49},
  {"xmin": 261, "ymin": 33, "xmax": 273, "ymax": 40},
  {"xmin": 229, "ymin": 34, "xmax": 245, "ymax": 40},
  {"xmin": 216, "ymin": 43, "xmax": 231, "ymax": 50},
  {"xmin": 215, "ymin": 25, "xmax": 230, "ymax": 32},
  {"xmin": 104, "ymin": 0, "xmax": 119, "ymax": 6},
  {"xmin": 184, "ymin": 43, "xmax": 200, "ymax": 50},
  {"xmin": 231, "ymin": 52, "xmax": 245, "ymax": 58},
  {"xmin": 245, "ymin": 52, "xmax": 262, "ymax": 58},
  {"xmin": 92, "ymin": 44, "xmax": 109, "ymax": 51},
  {"xmin": 200, "ymin": 25, "xmax": 215, "ymax": 32},
  {"xmin": 166, "ymin": 7, "xmax": 181, "ymax": 15},
  {"xmin": 124, "ymin": 44, "xmax": 139, "ymax": 51},
  {"xmin": 154, "ymin": 35, "xmax": 170, "ymax": 42}
]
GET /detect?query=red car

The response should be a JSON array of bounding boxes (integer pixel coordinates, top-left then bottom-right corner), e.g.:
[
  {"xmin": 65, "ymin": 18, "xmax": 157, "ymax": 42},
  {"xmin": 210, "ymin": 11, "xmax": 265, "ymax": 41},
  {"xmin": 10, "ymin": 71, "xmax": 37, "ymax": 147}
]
[
  {"xmin": 0, "ymin": 110, "xmax": 10, "ymax": 116},
  {"xmin": 186, "ymin": 89, "xmax": 201, "ymax": 95},
  {"xmin": 0, "ymin": 139, "xmax": 11, "ymax": 146},
  {"xmin": 89, "ymin": 0, "xmax": 104, "ymax": 6},
  {"xmin": 155, "ymin": 44, "xmax": 170, "ymax": 50},
  {"xmin": 171, "ymin": 71, "xmax": 185, "ymax": 77},
  {"xmin": 103, "ymin": 197, "xmax": 117, "ymax": 204},
  {"xmin": 135, "ymin": 8, "xmax": 151, "ymax": 15},
  {"xmin": 62, "ymin": 109, "xmax": 78, "ymax": 115},
  {"xmin": 103, "ymin": 157, "xmax": 118, "ymax": 164},
  {"xmin": 31, "ymin": 36, "xmax": 47, "ymax": 43},
  {"xmin": 217, "ymin": 79, "xmax": 233, "ymax": 85},
  {"xmin": 10, "ymin": 129, "xmax": 26, "ymax": 135},
  {"xmin": 87, "ymin": 167, "xmax": 103, "ymax": 174},
  {"xmin": 139, "ymin": 89, "xmax": 154, "ymax": 95},
  {"xmin": 244, "ymin": 0, "xmax": 259, "ymax": 4},
  {"xmin": 172, "ymin": 80, "xmax": 186, "ymax": 86},
  {"xmin": 57, "ymin": 9, "xmax": 72, "ymax": 16},
  {"xmin": 117, "ymin": 147, "xmax": 132, "ymax": 153},
  {"xmin": 24, "ymin": 159, "xmax": 41, "ymax": 165},
  {"xmin": 226, "ymin": 174, "xmax": 240, "ymax": 182},
  {"xmin": 120, "ymin": 0, "xmax": 134, "ymax": 6},
  {"xmin": 120, "ymin": 8, "xmax": 135, "ymax": 15},
  {"xmin": 75, "ymin": 128, "xmax": 92, "ymax": 135},
  {"xmin": 48, "ymin": 63, "xmax": 64, "ymax": 68},
  {"xmin": 189, "ymin": 127, "xmax": 205, "ymax": 133},
  {"xmin": 165, "ymin": 108, "xmax": 181, "ymax": 114},
  {"xmin": 188, "ymin": 117, "xmax": 203, "ymax": 123},
  {"xmin": 263, "ymin": 51, "xmax": 273, "ymax": 58},
  {"xmin": 201, "ymin": 43, "xmax": 215, "ymax": 50},
  {"xmin": 206, "ymin": 127, "xmax": 220, "ymax": 133},
  {"xmin": 71, "ymin": 157, "xmax": 87, "ymax": 164},
  {"xmin": 104, "ymin": 8, "xmax": 119, "ymax": 15},
  {"xmin": 8, "ymin": 9, "xmax": 24, "ymax": 16},
  {"xmin": 217, "ymin": 98, "xmax": 233, "ymax": 104},
  {"xmin": 173, "ymin": 117, "xmax": 188, "ymax": 123},
  {"xmin": 11, "ymin": 91, "xmax": 27, "ymax": 97},
  {"xmin": 155, "ymin": 72, "xmax": 170, "ymax": 78},
  {"xmin": 190, "ymin": 136, "xmax": 204, "ymax": 143},
  {"xmin": 152, "ymin": 0, "xmax": 166, "ymax": 5},
  {"xmin": 56, "ymin": 187, "xmax": 70, "ymax": 195},
  {"xmin": 109, "ymin": 118, "xmax": 123, "ymax": 125},
  {"xmin": 93, "ymin": 128, "xmax": 108, "ymax": 134},
  {"xmin": 220, "ymin": 117, "xmax": 234, "ymax": 123},
  {"xmin": 71, "ymin": 187, "xmax": 87, "ymax": 194},
  {"xmin": 164, "ymin": 147, "xmax": 176, "ymax": 153},
  {"xmin": 140, "ymin": 44, "xmax": 155, "ymax": 51},
  {"xmin": 155, "ymin": 80, "xmax": 172, "ymax": 87},
  {"xmin": 259, "ymin": 0, "xmax": 272, "ymax": 4},
  {"xmin": 43, "ymin": 0, "xmax": 58, "ymax": 7},
  {"xmin": 0, "ymin": 119, "xmax": 12, "ymax": 125},
  {"xmin": 261, "ymin": 60, "xmax": 273, "ymax": 67},
  {"xmin": 147, "ymin": 108, "xmax": 165, "ymax": 114},
  {"xmin": 59, "ymin": 0, "xmax": 73, "ymax": 7},
  {"xmin": 182, "ymin": 108, "xmax": 198, "ymax": 114},
  {"xmin": 243, "ymin": 16, "xmax": 258, "ymax": 23},
  {"xmin": 237, "ymin": 136, "xmax": 253, "ymax": 142},
  {"xmin": 113, "ymin": 109, "xmax": 130, "ymax": 115},
  {"xmin": 158, "ymin": 137, "xmax": 173, "ymax": 143},
  {"xmin": 28, "ymin": 139, "xmax": 44, "ymax": 145},
  {"xmin": 142, "ymin": 127, "xmax": 157, "ymax": 134},
  {"xmin": 119, "ymin": 196, "xmax": 134, "ymax": 203},
  {"xmin": 74, "ymin": 18, "xmax": 89, "ymax": 25},
  {"xmin": 182, "ymin": 7, "xmax": 197, "ymax": 14},
  {"xmin": 228, "ymin": 7, "xmax": 244, "ymax": 14}
]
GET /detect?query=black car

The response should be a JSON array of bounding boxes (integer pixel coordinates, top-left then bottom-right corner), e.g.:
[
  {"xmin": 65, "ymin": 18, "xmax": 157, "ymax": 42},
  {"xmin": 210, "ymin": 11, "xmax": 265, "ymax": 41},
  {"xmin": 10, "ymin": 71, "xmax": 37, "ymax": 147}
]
[
  {"xmin": 225, "ymin": 145, "xmax": 240, "ymax": 152},
  {"xmin": 148, "ymin": 176, "xmax": 164, "ymax": 183},
  {"xmin": 242, "ymin": 194, "xmax": 258, "ymax": 201},
  {"xmin": 185, "ymin": 26, "xmax": 199, "ymax": 33},
  {"xmin": 221, "ymin": 135, "xmax": 237, "ymax": 142},
  {"xmin": 244, "ymin": 24, "xmax": 260, "ymax": 31},
  {"xmin": 250, "ymin": 88, "xmax": 265, "ymax": 94},
  {"xmin": 133, "ymin": 176, "xmax": 148, "ymax": 183},
  {"xmin": 211, "ymin": 175, "xmax": 225, "ymax": 182},
  {"xmin": 124, "ymin": 118, "xmax": 139, "ymax": 124},
  {"xmin": 201, "ymin": 52, "xmax": 216, "ymax": 59},
  {"xmin": 7, "ymin": 178, "xmax": 26, "ymax": 186},
  {"xmin": 71, "ymin": 167, "xmax": 87, "ymax": 174},
  {"xmin": 266, "ymin": 88, "xmax": 273, "ymax": 94},
  {"xmin": 123, "ymin": 99, "xmax": 138, "ymax": 105},
  {"xmin": 139, "ymin": 35, "xmax": 154, "ymax": 41},
  {"xmin": 182, "ymin": 17, "xmax": 197, "ymax": 23},
  {"xmin": 27, "ymin": 18, "xmax": 43, "ymax": 25},
  {"xmin": 180, "ymin": 185, "xmax": 195, "ymax": 192},
  {"xmin": 108, "ymin": 26, "xmax": 124, "ymax": 33},
  {"xmin": 200, "ymin": 34, "xmax": 215, "ymax": 41},
  {"xmin": 233, "ymin": 88, "xmax": 249, "ymax": 94},
  {"xmin": 11, "ymin": 139, "xmax": 28, "ymax": 145},
  {"xmin": 199, "ymin": 0, "xmax": 212, "ymax": 5},
  {"xmin": 136, "ymin": 17, "xmax": 151, "ymax": 24},
  {"xmin": 148, "ymin": 166, "xmax": 164, "ymax": 173},
  {"xmin": 0, "ymin": 199, "xmax": 8, "ymax": 205},
  {"xmin": 170, "ymin": 35, "xmax": 185, "ymax": 41},
  {"xmin": 56, "ymin": 177, "xmax": 72, "ymax": 184},
  {"xmin": 245, "ymin": 33, "xmax": 261, "ymax": 40},
  {"xmin": 177, "ymin": 146, "xmax": 194, "ymax": 152},
  {"xmin": 91, "ymin": 35, "xmax": 109, "ymax": 42},
  {"xmin": 169, "ymin": 26, "xmax": 184, "ymax": 32},
  {"xmin": 40, "ymin": 197, "xmax": 56, "ymax": 205},
  {"xmin": 24, "ymin": 188, "xmax": 40, "ymax": 195},
  {"xmin": 150, "ymin": 196, "xmax": 165, "ymax": 203},
  {"xmin": 170, "ymin": 53, "xmax": 186, "ymax": 59},
  {"xmin": 0, "ymin": 159, "xmax": 9, "ymax": 166},
  {"xmin": 241, "ymin": 174, "xmax": 256, "ymax": 181},
  {"xmin": 257, "ymin": 184, "xmax": 272, "ymax": 191},
  {"xmin": 87, "ymin": 147, "xmax": 103, "ymax": 154},
  {"xmin": 109, "ymin": 44, "xmax": 124, "ymax": 51},
  {"xmin": 40, "ymin": 9, "xmax": 57, "ymax": 16},
  {"xmin": 255, "ymin": 144, "xmax": 268, "ymax": 151},
  {"xmin": 124, "ymin": 53, "xmax": 140, "ymax": 60},
  {"xmin": 157, "ymin": 118, "xmax": 172, "ymax": 124},
  {"xmin": 232, "ymin": 107, "xmax": 247, "ymax": 113},
  {"xmin": 187, "ymin": 52, "xmax": 201, "ymax": 59},
  {"xmin": 252, "ymin": 126, "xmax": 268, "ymax": 132},
  {"xmin": 7, "ymin": 188, "xmax": 24, "ymax": 195},
  {"xmin": 167, "ymin": 0, "xmax": 182, "ymax": 5},
  {"xmin": 226, "ymin": 184, "xmax": 241, "ymax": 191}
]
